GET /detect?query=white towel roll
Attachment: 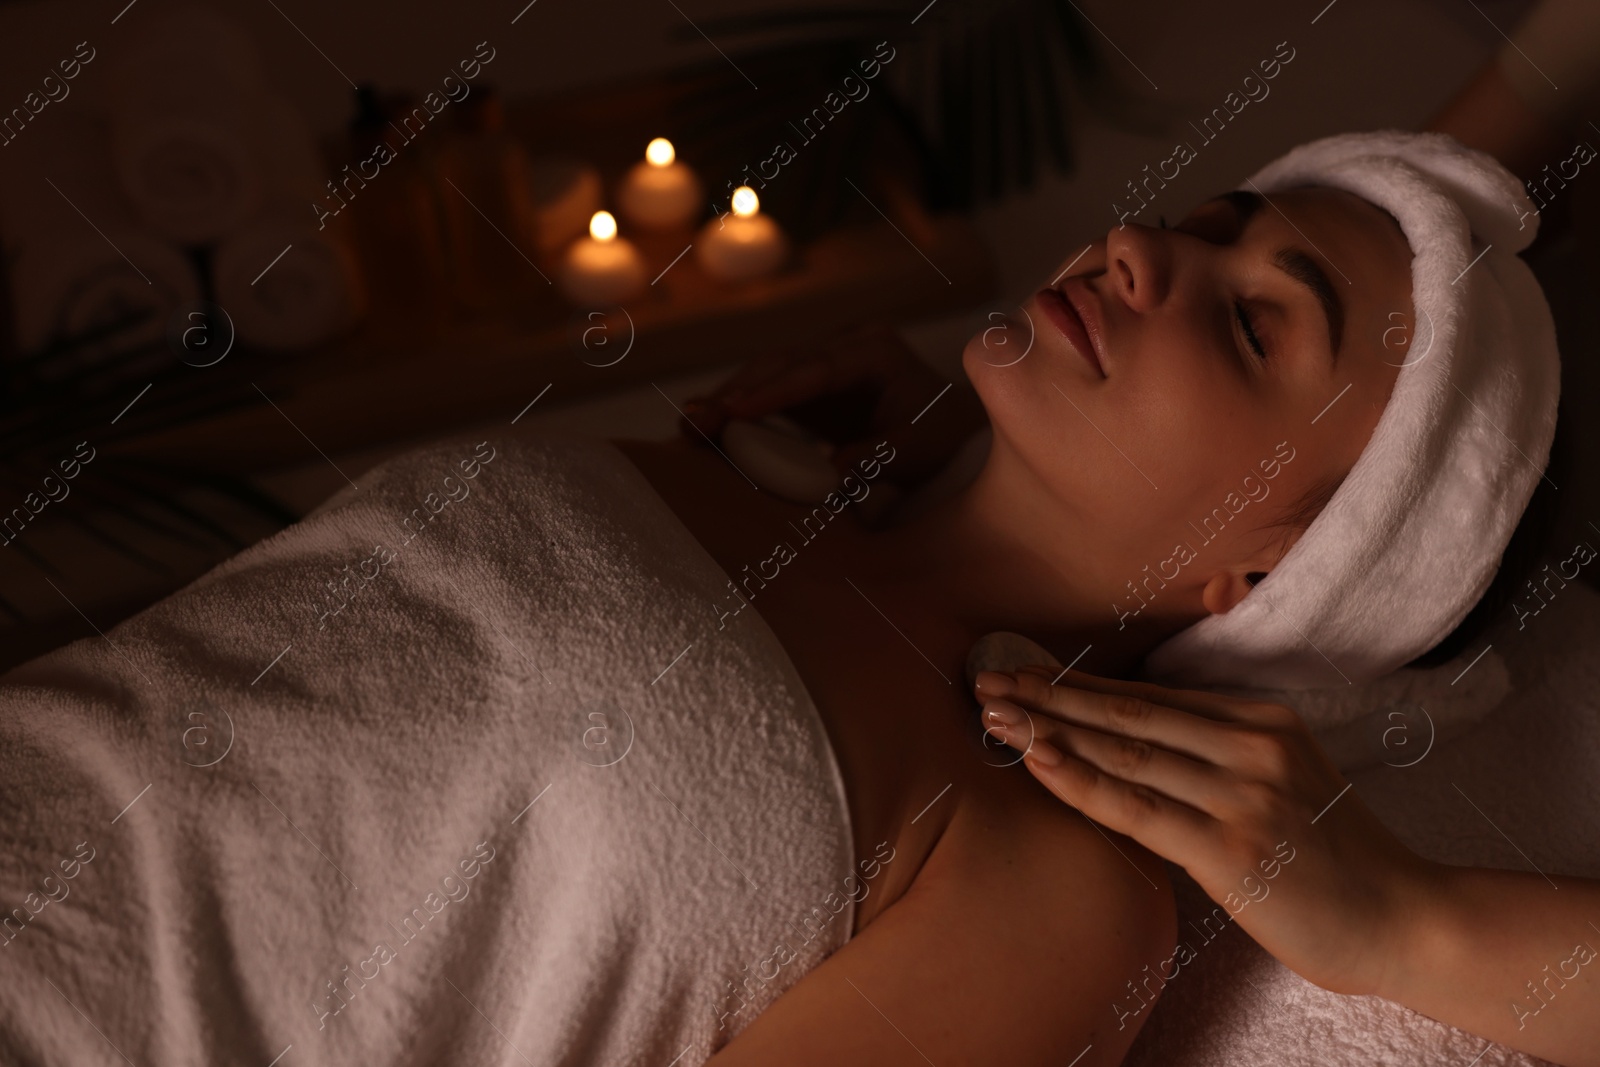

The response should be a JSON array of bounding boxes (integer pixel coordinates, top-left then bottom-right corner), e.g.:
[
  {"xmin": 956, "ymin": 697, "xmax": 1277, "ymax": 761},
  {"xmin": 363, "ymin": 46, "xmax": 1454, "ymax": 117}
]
[
  {"xmin": 213, "ymin": 208, "xmax": 365, "ymax": 351},
  {"xmin": 107, "ymin": 73, "xmax": 268, "ymax": 245},
  {"xmin": 101, "ymin": 7, "xmax": 324, "ymax": 245},
  {"xmin": 0, "ymin": 113, "xmax": 198, "ymax": 358},
  {"xmin": 8, "ymin": 228, "xmax": 201, "ymax": 359}
]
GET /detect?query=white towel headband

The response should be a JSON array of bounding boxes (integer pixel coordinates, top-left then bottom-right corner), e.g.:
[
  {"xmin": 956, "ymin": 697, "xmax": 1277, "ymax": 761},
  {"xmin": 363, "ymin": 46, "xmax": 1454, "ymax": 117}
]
[{"xmin": 1142, "ymin": 130, "xmax": 1561, "ymax": 690}]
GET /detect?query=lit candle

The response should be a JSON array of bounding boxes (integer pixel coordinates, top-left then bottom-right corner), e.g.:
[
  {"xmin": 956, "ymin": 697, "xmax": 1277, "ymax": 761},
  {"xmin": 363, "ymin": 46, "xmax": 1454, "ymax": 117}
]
[
  {"xmin": 618, "ymin": 138, "xmax": 704, "ymax": 230},
  {"xmin": 696, "ymin": 186, "xmax": 788, "ymax": 282},
  {"xmin": 559, "ymin": 210, "xmax": 647, "ymax": 304}
]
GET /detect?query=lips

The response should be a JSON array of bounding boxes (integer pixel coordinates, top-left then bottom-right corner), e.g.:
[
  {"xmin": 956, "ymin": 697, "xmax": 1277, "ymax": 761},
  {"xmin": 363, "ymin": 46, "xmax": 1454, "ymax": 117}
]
[{"xmin": 1035, "ymin": 281, "xmax": 1106, "ymax": 378}]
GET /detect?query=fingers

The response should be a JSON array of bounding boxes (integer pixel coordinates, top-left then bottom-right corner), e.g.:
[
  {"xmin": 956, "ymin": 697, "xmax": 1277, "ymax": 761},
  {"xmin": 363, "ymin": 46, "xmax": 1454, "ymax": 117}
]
[
  {"xmin": 677, "ymin": 325, "xmax": 991, "ymax": 493},
  {"xmin": 724, "ymin": 330, "xmax": 906, "ymax": 418},
  {"xmin": 985, "ymin": 699, "xmax": 1236, "ymax": 818},
  {"xmin": 1001, "ymin": 723, "xmax": 1219, "ymax": 871},
  {"xmin": 712, "ymin": 347, "xmax": 808, "ymax": 402},
  {"xmin": 723, "ymin": 358, "xmax": 840, "ymax": 418},
  {"xmin": 678, "ymin": 351, "xmax": 804, "ymax": 437},
  {"xmin": 685, "ymin": 321, "xmax": 907, "ymax": 418},
  {"xmin": 679, "ymin": 397, "xmax": 732, "ymax": 440},
  {"xmin": 678, "ymin": 353, "xmax": 851, "ymax": 444},
  {"xmin": 1012, "ymin": 665, "xmax": 1279, "ymax": 725},
  {"xmin": 980, "ymin": 668, "xmax": 1346, "ymax": 820},
  {"xmin": 977, "ymin": 669, "xmax": 1249, "ymax": 766}
]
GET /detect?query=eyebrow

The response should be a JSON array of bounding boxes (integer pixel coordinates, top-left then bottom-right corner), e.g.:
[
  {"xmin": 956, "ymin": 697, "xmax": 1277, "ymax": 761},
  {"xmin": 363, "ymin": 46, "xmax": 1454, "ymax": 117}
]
[{"xmin": 1213, "ymin": 190, "xmax": 1345, "ymax": 367}]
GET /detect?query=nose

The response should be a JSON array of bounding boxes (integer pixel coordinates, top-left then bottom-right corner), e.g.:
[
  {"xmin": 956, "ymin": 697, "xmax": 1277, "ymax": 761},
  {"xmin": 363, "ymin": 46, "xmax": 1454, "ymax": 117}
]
[{"xmin": 1103, "ymin": 223, "xmax": 1172, "ymax": 313}]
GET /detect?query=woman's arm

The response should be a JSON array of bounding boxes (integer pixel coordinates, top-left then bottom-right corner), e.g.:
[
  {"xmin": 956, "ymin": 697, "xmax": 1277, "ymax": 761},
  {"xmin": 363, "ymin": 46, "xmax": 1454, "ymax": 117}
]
[
  {"xmin": 974, "ymin": 667, "xmax": 1600, "ymax": 1067},
  {"xmin": 1424, "ymin": 0, "xmax": 1600, "ymax": 251},
  {"xmin": 1388, "ymin": 864, "xmax": 1600, "ymax": 1063},
  {"xmin": 679, "ymin": 320, "xmax": 987, "ymax": 490},
  {"xmin": 1426, "ymin": 60, "xmax": 1568, "ymax": 182},
  {"xmin": 706, "ymin": 773, "xmax": 1176, "ymax": 1067}
]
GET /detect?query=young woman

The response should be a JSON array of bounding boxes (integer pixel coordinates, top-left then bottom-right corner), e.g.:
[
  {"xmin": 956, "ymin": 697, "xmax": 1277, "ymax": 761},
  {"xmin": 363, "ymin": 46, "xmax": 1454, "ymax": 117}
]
[
  {"xmin": 0, "ymin": 132, "xmax": 1570, "ymax": 1067},
  {"xmin": 659, "ymin": 131, "xmax": 1585, "ymax": 1066}
]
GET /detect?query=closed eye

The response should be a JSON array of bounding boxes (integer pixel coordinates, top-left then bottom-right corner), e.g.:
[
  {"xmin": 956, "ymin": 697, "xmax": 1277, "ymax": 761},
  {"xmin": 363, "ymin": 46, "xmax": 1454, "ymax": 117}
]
[{"xmin": 1235, "ymin": 301, "xmax": 1267, "ymax": 361}]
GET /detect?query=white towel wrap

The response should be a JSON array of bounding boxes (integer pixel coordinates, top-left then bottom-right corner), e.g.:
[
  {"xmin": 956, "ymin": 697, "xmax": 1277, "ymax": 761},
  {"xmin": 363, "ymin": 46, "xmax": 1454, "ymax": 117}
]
[{"xmin": 0, "ymin": 435, "xmax": 860, "ymax": 1066}]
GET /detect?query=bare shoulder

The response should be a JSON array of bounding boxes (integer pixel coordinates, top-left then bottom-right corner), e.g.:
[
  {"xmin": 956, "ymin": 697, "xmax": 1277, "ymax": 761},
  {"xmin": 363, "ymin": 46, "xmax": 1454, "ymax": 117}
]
[{"xmin": 707, "ymin": 767, "xmax": 1177, "ymax": 1067}]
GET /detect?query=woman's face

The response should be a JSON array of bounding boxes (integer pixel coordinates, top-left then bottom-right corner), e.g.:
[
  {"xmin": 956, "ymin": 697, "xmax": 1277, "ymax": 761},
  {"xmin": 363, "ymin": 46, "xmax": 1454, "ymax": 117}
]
[{"xmin": 963, "ymin": 185, "xmax": 1415, "ymax": 619}]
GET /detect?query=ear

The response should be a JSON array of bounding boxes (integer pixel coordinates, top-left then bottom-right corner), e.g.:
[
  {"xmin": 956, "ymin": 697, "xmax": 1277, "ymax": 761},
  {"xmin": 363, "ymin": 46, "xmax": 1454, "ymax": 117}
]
[
  {"xmin": 1201, "ymin": 523, "xmax": 1304, "ymax": 615},
  {"xmin": 1200, "ymin": 570, "xmax": 1258, "ymax": 615},
  {"xmin": 1200, "ymin": 554, "xmax": 1282, "ymax": 615}
]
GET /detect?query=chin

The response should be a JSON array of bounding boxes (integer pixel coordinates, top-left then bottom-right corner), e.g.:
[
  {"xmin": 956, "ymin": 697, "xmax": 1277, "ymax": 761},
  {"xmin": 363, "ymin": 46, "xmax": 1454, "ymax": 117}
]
[
  {"xmin": 961, "ymin": 335, "xmax": 1013, "ymax": 439},
  {"xmin": 962, "ymin": 315, "xmax": 1032, "ymax": 410},
  {"xmin": 962, "ymin": 359, "xmax": 1052, "ymax": 493},
  {"xmin": 962, "ymin": 308, "xmax": 1038, "ymax": 376},
  {"xmin": 964, "ymin": 312, "xmax": 1064, "ymax": 430}
]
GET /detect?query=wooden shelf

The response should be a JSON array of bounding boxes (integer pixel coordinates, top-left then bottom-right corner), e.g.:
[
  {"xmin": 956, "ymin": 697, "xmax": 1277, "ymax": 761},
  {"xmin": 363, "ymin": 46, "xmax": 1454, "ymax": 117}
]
[
  {"xmin": 113, "ymin": 210, "xmax": 993, "ymax": 474},
  {"xmin": 83, "ymin": 54, "xmax": 994, "ymax": 473}
]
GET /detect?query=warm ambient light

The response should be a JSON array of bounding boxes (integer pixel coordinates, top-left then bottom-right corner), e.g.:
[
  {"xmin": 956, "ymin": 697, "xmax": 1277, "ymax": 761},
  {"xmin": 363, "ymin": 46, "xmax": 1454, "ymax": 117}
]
[
  {"xmin": 619, "ymin": 139, "xmax": 701, "ymax": 230},
  {"xmin": 561, "ymin": 209, "xmax": 645, "ymax": 303},
  {"xmin": 645, "ymin": 137, "xmax": 675, "ymax": 167},
  {"xmin": 696, "ymin": 185, "xmax": 787, "ymax": 281},
  {"xmin": 589, "ymin": 210, "xmax": 617, "ymax": 242}
]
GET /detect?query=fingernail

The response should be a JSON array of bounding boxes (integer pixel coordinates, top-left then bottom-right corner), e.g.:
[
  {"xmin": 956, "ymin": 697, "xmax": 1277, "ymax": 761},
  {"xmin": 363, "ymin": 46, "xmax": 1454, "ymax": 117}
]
[
  {"xmin": 974, "ymin": 671, "xmax": 1015, "ymax": 698},
  {"xmin": 1026, "ymin": 739, "xmax": 1064, "ymax": 767},
  {"xmin": 983, "ymin": 701, "xmax": 1023, "ymax": 728}
]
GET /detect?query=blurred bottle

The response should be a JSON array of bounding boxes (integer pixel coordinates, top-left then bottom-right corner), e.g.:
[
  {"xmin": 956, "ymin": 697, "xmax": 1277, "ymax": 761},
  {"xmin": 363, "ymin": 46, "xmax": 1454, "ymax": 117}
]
[
  {"xmin": 341, "ymin": 84, "xmax": 452, "ymax": 331},
  {"xmin": 432, "ymin": 86, "xmax": 549, "ymax": 313}
]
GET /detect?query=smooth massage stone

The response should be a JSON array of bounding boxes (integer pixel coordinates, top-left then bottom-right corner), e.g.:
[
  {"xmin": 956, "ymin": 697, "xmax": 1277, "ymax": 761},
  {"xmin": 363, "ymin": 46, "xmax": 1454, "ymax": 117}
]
[
  {"xmin": 721, "ymin": 417, "xmax": 838, "ymax": 505},
  {"xmin": 964, "ymin": 631, "xmax": 1062, "ymax": 694}
]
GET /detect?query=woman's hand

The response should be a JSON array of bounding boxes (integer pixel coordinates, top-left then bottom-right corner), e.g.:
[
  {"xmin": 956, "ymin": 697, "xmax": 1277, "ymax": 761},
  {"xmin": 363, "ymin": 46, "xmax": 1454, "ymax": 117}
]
[
  {"xmin": 972, "ymin": 666, "xmax": 1435, "ymax": 998},
  {"xmin": 679, "ymin": 320, "xmax": 986, "ymax": 488}
]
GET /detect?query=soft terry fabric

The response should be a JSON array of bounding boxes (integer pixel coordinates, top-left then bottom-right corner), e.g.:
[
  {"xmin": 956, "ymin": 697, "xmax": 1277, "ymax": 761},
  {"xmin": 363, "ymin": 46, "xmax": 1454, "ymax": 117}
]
[
  {"xmin": 0, "ymin": 435, "xmax": 857, "ymax": 1066},
  {"xmin": 1146, "ymin": 131, "xmax": 1561, "ymax": 690}
]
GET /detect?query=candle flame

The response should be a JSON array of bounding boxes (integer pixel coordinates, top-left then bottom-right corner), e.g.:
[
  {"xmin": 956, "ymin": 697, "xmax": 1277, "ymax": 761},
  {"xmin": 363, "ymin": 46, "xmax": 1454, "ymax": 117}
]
[
  {"xmin": 731, "ymin": 186, "xmax": 759, "ymax": 218},
  {"xmin": 589, "ymin": 210, "xmax": 617, "ymax": 242},
  {"xmin": 646, "ymin": 138, "xmax": 675, "ymax": 167}
]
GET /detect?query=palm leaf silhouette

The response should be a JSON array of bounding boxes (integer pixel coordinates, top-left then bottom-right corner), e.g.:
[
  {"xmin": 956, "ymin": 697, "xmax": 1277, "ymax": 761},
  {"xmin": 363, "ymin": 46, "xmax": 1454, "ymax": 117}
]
[
  {"xmin": 661, "ymin": 0, "xmax": 1163, "ymax": 239},
  {"xmin": 0, "ymin": 301, "xmax": 297, "ymax": 623}
]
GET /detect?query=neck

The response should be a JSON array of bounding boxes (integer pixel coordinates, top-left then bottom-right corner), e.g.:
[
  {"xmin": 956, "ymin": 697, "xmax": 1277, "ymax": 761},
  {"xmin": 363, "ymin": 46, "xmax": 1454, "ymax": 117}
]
[{"xmin": 858, "ymin": 448, "xmax": 1197, "ymax": 679}]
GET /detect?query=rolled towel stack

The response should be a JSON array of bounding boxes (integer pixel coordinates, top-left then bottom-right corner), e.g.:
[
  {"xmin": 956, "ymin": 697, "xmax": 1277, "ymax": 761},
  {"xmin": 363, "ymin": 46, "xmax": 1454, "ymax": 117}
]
[
  {"xmin": 105, "ymin": 67, "xmax": 268, "ymax": 244},
  {"xmin": 106, "ymin": 4, "xmax": 363, "ymax": 351},
  {"xmin": 0, "ymin": 4, "xmax": 363, "ymax": 359},
  {"xmin": 0, "ymin": 112, "xmax": 200, "ymax": 362}
]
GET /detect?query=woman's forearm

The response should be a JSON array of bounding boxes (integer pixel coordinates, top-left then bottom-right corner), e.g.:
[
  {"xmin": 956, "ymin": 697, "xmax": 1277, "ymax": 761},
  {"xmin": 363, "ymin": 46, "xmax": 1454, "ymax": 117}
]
[
  {"xmin": 1384, "ymin": 863, "xmax": 1600, "ymax": 1066},
  {"xmin": 1425, "ymin": 61, "xmax": 1568, "ymax": 182}
]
